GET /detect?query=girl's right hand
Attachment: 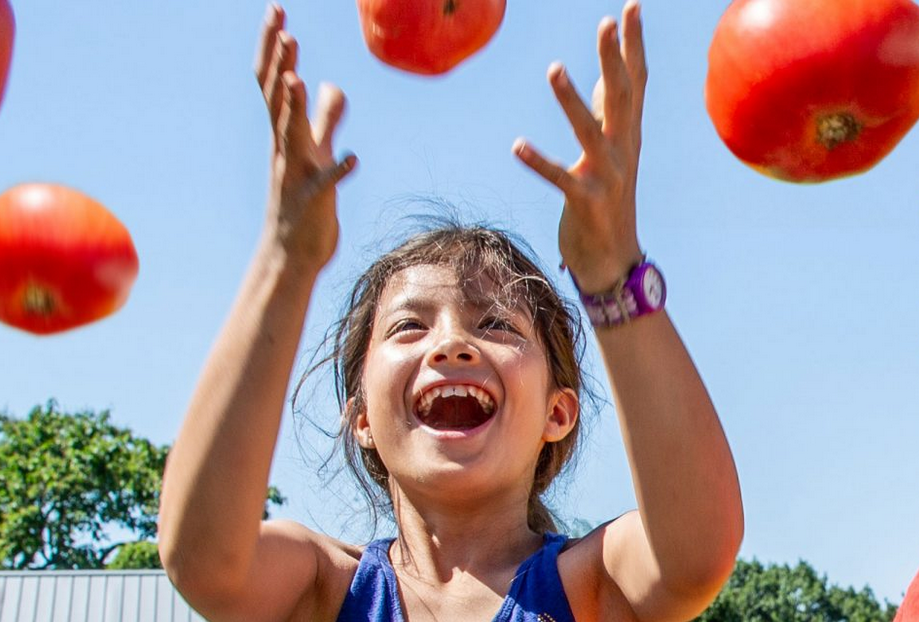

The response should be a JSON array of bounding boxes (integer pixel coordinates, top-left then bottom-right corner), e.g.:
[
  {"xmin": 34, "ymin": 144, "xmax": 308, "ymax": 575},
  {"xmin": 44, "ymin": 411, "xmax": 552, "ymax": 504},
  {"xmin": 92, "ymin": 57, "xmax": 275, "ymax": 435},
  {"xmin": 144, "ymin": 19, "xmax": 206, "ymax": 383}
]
[{"xmin": 255, "ymin": 4, "xmax": 357, "ymax": 272}]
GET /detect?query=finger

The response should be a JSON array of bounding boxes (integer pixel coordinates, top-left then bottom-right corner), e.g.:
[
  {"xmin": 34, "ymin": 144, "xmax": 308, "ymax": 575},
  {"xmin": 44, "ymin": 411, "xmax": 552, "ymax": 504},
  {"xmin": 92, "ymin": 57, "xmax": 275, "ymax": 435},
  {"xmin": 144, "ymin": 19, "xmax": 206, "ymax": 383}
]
[
  {"xmin": 296, "ymin": 154, "xmax": 358, "ymax": 198},
  {"xmin": 621, "ymin": 0, "xmax": 648, "ymax": 131},
  {"xmin": 278, "ymin": 72, "xmax": 315, "ymax": 164},
  {"xmin": 597, "ymin": 17, "xmax": 632, "ymax": 138},
  {"xmin": 320, "ymin": 153, "xmax": 359, "ymax": 188},
  {"xmin": 512, "ymin": 138, "xmax": 579, "ymax": 197},
  {"xmin": 313, "ymin": 83, "xmax": 347, "ymax": 154},
  {"xmin": 590, "ymin": 78, "xmax": 604, "ymax": 122},
  {"xmin": 265, "ymin": 32, "xmax": 299, "ymax": 132},
  {"xmin": 547, "ymin": 63, "xmax": 606, "ymax": 159},
  {"xmin": 255, "ymin": 3, "xmax": 285, "ymax": 85}
]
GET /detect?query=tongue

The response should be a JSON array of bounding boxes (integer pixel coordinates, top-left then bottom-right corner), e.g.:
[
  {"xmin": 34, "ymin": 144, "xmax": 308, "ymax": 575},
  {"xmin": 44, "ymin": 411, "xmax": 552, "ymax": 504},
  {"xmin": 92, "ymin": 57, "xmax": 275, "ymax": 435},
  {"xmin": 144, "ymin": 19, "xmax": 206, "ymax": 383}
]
[{"xmin": 421, "ymin": 396, "xmax": 491, "ymax": 430}]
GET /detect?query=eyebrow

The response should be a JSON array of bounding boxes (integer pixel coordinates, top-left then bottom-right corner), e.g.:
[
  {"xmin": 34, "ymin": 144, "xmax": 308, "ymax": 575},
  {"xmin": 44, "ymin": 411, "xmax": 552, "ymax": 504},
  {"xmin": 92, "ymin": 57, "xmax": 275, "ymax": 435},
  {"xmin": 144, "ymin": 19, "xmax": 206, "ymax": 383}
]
[
  {"xmin": 380, "ymin": 293, "xmax": 529, "ymax": 319},
  {"xmin": 379, "ymin": 296, "xmax": 438, "ymax": 317}
]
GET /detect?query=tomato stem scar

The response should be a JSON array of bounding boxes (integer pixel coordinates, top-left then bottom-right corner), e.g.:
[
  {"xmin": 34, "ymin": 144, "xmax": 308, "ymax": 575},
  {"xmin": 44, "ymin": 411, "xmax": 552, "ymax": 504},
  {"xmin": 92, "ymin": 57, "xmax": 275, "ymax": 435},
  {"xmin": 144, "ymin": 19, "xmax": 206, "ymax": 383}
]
[
  {"xmin": 443, "ymin": 0, "xmax": 457, "ymax": 15},
  {"xmin": 817, "ymin": 113, "xmax": 862, "ymax": 150},
  {"xmin": 23, "ymin": 283, "xmax": 56, "ymax": 317}
]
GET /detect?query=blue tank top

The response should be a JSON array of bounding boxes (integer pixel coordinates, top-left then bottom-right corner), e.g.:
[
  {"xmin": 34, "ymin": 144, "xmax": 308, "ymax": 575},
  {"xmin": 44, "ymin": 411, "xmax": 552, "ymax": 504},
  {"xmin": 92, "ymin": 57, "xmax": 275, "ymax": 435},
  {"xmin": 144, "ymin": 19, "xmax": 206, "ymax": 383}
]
[{"xmin": 336, "ymin": 532, "xmax": 576, "ymax": 621}]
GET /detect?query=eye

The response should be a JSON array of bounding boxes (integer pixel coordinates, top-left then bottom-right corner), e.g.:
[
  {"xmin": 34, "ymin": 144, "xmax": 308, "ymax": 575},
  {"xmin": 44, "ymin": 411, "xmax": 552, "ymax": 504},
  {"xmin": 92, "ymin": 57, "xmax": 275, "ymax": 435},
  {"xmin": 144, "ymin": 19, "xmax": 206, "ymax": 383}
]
[
  {"xmin": 386, "ymin": 318, "xmax": 426, "ymax": 338},
  {"xmin": 479, "ymin": 316, "xmax": 520, "ymax": 334}
]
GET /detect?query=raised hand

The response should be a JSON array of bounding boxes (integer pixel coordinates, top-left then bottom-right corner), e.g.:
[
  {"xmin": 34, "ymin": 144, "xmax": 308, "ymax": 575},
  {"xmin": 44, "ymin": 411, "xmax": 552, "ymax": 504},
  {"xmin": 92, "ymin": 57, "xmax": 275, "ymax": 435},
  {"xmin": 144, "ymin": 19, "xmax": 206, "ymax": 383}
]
[
  {"xmin": 514, "ymin": 1, "xmax": 646, "ymax": 295},
  {"xmin": 255, "ymin": 4, "xmax": 357, "ymax": 271}
]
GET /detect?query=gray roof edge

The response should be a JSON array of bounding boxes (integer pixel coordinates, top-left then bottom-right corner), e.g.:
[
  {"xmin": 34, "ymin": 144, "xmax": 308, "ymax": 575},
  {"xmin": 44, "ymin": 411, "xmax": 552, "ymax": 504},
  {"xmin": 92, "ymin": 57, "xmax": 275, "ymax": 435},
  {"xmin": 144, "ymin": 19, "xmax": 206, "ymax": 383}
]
[{"xmin": 0, "ymin": 569, "xmax": 168, "ymax": 577}]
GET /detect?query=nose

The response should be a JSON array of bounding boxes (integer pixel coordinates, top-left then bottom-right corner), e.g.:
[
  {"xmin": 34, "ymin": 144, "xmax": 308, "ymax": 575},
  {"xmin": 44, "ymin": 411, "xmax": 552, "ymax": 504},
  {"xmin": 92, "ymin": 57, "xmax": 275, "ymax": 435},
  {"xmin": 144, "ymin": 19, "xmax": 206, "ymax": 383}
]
[{"xmin": 427, "ymin": 325, "xmax": 480, "ymax": 366}]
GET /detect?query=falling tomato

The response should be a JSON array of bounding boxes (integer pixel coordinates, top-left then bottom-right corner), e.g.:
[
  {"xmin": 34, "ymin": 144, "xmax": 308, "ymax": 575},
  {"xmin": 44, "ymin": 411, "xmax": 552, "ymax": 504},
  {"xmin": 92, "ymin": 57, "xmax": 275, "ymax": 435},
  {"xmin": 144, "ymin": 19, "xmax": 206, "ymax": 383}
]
[
  {"xmin": 896, "ymin": 568, "xmax": 919, "ymax": 621},
  {"xmin": 0, "ymin": 0, "xmax": 13, "ymax": 110},
  {"xmin": 0, "ymin": 183, "xmax": 139, "ymax": 335},
  {"xmin": 705, "ymin": 0, "xmax": 919, "ymax": 182},
  {"xmin": 356, "ymin": 0, "xmax": 506, "ymax": 75}
]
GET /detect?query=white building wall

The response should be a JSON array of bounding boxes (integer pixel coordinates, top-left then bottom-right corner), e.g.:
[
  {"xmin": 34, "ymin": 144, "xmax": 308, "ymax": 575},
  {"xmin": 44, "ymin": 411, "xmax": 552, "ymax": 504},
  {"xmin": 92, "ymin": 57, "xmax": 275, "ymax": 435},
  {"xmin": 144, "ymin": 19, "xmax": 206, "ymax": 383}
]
[{"xmin": 0, "ymin": 571, "xmax": 206, "ymax": 622}]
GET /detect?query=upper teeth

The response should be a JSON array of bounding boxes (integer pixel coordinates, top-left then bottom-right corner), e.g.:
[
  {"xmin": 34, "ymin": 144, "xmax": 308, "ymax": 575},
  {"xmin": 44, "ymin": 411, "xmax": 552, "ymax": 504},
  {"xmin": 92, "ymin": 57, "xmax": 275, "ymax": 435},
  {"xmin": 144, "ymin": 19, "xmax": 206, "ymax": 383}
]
[{"xmin": 416, "ymin": 385, "xmax": 496, "ymax": 417}]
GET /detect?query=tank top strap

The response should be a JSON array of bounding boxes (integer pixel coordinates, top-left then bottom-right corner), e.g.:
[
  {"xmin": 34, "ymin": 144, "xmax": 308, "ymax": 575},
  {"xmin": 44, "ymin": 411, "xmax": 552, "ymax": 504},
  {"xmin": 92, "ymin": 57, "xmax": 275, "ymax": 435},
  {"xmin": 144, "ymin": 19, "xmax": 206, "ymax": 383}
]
[
  {"xmin": 493, "ymin": 532, "xmax": 577, "ymax": 622},
  {"xmin": 336, "ymin": 538, "xmax": 405, "ymax": 622}
]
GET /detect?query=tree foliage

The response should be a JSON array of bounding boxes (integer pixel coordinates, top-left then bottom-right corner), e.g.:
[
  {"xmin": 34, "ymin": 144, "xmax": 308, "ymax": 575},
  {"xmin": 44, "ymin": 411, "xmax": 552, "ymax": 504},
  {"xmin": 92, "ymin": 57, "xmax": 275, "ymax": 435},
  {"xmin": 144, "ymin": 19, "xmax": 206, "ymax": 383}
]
[
  {"xmin": 0, "ymin": 401, "xmax": 285, "ymax": 570},
  {"xmin": 0, "ymin": 401, "xmax": 168, "ymax": 569},
  {"xmin": 695, "ymin": 558, "xmax": 899, "ymax": 622},
  {"xmin": 106, "ymin": 540, "xmax": 162, "ymax": 570}
]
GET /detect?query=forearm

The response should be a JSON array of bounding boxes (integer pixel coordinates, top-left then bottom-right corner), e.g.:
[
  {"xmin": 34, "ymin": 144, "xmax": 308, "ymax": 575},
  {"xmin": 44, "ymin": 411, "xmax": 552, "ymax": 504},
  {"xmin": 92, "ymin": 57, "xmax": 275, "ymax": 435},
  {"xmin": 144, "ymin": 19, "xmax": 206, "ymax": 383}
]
[
  {"xmin": 159, "ymin": 233, "xmax": 320, "ymax": 588},
  {"xmin": 597, "ymin": 311, "xmax": 744, "ymax": 588}
]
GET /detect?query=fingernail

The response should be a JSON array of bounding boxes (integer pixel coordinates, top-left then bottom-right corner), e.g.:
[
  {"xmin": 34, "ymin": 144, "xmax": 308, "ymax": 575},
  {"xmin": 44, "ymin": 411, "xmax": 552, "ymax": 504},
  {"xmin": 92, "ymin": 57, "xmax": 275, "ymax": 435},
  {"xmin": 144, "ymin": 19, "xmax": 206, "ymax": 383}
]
[
  {"xmin": 512, "ymin": 138, "xmax": 528, "ymax": 156},
  {"xmin": 601, "ymin": 17, "xmax": 618, "ymax": 40},
  {"xmin": 341, "ymin": 155, "xmax": 358, "ymax": 177},
  {"xmin": 549, "ymin": 62, "xmax": 567, "ymax": 86},
  {"xmin": 266, "ymin": 3, "xmax": 283, "ymax": 23}
]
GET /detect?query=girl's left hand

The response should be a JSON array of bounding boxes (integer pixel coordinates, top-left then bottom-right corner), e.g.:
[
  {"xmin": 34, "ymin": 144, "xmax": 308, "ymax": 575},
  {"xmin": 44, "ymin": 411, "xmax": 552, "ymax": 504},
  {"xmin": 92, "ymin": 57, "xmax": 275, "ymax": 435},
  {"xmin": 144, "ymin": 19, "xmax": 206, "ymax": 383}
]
[
  {"xmin": 255, "ymin": 4, "xmax": 356, "ymax": 273},
  {"xmin": 515, "ymin": 1, "xmax": 647, "ymax": 295}
]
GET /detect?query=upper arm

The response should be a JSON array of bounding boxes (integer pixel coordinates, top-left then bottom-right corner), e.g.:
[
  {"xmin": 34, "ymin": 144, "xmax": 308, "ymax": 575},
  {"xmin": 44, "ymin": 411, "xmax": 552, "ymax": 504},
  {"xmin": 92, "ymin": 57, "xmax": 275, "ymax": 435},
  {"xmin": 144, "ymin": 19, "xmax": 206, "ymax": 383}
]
[
  {"xmin": 561, "ymin": 511, "xmax": 728, "ymax": 622},
  {"xmin": 170, "ymin": 520, "xmax": 357, "ymax": 622}
]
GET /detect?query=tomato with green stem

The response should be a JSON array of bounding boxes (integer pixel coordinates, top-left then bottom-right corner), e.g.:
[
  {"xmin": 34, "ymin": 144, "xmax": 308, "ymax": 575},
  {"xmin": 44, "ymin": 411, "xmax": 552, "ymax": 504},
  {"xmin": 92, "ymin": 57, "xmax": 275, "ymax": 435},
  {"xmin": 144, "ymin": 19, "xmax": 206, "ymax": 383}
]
[
  {"xmin": 706, "ymin": 0, "xmax": 919, "ymax": 182},
  {"xmin": 0, "ymin": 184, "xmax": 139, "ymax": 335},
  {"xmin": 357, "ymin": 0, "xmax": 506, "ymax": 75}
]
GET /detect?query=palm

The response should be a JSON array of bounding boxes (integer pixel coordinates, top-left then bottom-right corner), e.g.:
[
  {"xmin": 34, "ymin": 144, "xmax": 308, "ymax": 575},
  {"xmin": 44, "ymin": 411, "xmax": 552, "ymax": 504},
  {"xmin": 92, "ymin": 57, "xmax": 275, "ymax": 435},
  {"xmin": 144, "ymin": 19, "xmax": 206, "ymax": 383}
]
[
  {"xmin": 515, "ymin": 4, "xmax": 647, "ymax": 293},
  {"xmin": 256, "ymin": 6, "xmax": 355, "ymax": 270}
]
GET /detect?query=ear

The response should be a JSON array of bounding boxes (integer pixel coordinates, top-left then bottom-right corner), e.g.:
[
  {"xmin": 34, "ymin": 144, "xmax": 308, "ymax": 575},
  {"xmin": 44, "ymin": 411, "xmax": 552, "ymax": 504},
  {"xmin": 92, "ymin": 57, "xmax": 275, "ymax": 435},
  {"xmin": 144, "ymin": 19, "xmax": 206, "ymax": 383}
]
[
  {"xmin": 348, "ymin": 397, "xmax": 375, "ymax": 449},
  {"xmin": 543, "ymin": 387, "xmax": 579, "ymax": 443}
]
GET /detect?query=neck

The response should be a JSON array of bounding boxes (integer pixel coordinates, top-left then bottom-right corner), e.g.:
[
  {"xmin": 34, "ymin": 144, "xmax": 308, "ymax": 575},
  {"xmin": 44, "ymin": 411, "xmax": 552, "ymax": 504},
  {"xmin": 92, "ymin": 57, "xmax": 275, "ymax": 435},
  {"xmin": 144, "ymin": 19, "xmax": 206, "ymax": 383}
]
[{"xmin": 388, "ymin": 483, "xmax": 544, "ymax": 583}]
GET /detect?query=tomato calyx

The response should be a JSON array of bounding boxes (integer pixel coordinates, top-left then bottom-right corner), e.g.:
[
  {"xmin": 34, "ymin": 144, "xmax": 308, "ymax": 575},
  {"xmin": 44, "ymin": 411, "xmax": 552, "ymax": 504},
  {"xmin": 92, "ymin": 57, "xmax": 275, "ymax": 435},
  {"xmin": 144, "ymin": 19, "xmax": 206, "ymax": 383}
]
[
  {"xmin": 443, "ymin": 0, "xmax": 457, "ymax": 16},
  {"xmin": 22, "ymin": 282, "xmax": 57, "ymax": 317},
  {"xmin": 816, "ymin": 112, "xmax": 862, "ymax": 150}
]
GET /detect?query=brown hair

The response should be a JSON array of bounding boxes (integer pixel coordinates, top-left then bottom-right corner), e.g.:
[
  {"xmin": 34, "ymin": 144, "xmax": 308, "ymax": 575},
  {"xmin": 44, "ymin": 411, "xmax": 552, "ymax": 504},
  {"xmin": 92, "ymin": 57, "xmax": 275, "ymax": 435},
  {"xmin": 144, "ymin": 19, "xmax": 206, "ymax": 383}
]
[{"xmin": 295, "ymin": 222, "xmax": 588, "ymax": 534}]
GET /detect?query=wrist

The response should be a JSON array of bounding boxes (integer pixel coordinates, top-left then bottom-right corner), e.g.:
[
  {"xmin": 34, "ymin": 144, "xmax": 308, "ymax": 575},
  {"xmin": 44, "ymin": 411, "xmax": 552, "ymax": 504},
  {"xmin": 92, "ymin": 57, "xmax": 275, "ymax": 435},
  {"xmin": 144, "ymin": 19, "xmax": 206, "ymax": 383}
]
[
  {"xmin": 570, "ymin": 257, "xmax": 667, "ymax": 329},
  {"xmin": 566, "ymin": 247, "xmax": 645, "ymax": 295},
  {"xmin": 255, "ymin": 230, "xmax": 326, "ymax": 289}
]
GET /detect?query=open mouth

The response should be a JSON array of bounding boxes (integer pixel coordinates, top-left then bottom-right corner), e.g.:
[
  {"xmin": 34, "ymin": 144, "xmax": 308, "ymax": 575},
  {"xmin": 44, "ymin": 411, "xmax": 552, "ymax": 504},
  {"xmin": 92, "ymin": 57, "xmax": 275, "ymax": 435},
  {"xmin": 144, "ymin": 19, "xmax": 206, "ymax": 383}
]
[{"xmin": 415, "ymin": 385, "xmax": 496, "ymax": 431}]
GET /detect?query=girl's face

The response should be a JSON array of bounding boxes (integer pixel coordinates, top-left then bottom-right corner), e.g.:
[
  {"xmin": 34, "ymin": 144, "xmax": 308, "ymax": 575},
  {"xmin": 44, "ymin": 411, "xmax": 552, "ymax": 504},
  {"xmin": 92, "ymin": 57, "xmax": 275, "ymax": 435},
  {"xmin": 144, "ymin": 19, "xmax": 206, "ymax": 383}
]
[{"xmin": 355, "ymin": 264, "xmax": 578, "ymax": 508}]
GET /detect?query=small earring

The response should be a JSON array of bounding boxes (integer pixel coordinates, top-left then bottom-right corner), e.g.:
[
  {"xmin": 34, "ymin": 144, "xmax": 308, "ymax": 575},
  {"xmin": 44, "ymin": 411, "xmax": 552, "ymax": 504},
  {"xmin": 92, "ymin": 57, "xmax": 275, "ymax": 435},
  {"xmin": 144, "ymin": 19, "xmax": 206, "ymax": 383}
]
[{"xmin": 366, "ymin": 432, "xmax": 374, "ymax": 447}]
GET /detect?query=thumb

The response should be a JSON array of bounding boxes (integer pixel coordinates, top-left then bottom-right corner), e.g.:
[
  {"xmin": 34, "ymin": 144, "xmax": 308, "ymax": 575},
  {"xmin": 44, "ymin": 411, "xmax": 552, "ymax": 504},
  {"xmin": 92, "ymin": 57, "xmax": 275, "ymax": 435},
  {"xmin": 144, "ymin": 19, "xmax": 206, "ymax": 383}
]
[
  {"xmin": 308, "ymin": 153, "xmax": 358, "ymax": 194},
  {"xmin": 324, "ymin": 152, "xmax": 358, "ymax": 187}
]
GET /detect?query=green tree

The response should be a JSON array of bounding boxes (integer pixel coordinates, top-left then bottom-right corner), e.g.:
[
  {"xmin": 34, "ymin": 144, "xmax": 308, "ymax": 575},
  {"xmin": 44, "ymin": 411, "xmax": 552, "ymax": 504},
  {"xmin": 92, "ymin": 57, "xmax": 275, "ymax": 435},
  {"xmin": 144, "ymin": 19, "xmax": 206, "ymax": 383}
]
[
  {"xmin": 695, "ymin": 558, "xmax": 899, "ymax": 622},
  {"xmin": 0, "ymin": 401, "xmax": 285, "ymax": 569},
  {"xmin": 0, "ymin": 401, "xmax": 167, "ymax": 569},
  {"xmin": 106, "ymin": 540, "xmax": 162, "ymax": 570},
  {"xmin": 264, "ymin": 485, "xmax": 287, "ymax": 520}
]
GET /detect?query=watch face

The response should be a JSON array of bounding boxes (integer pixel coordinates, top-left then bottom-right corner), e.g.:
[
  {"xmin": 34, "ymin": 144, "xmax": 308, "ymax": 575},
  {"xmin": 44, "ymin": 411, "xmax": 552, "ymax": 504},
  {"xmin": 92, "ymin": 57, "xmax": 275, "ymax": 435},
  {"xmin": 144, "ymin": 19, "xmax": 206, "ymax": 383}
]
[{"xmin": 641, "ymin": 267, "xmax": 665, "ymax": 309}]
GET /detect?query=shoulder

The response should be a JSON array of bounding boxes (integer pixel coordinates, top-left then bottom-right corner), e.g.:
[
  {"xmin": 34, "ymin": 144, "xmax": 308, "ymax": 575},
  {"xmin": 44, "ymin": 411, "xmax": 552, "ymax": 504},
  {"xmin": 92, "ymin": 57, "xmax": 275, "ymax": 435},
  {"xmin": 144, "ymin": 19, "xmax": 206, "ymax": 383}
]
[
  {"xmin": 556, "ymin": 514, "xmax": 641, "ymax": 622},
  {"xmin": 264, "ymin": 520, "xmax": 365, "ymax": 622},
  {"xmin": 558, "ymin": 511, "xmax": 726, "ymax": 622},
  {"xmin": 196, "ymin": 519, "xmax": 364, "ymax": 622}
]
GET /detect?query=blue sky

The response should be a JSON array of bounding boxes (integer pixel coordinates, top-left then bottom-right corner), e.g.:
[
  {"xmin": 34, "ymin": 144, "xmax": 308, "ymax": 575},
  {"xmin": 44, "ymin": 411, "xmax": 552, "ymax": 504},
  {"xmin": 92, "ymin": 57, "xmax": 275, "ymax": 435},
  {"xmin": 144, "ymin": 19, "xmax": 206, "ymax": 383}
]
[{"xmin": 2, "ymin": 0, "xmax": 918, "ymax": 606}]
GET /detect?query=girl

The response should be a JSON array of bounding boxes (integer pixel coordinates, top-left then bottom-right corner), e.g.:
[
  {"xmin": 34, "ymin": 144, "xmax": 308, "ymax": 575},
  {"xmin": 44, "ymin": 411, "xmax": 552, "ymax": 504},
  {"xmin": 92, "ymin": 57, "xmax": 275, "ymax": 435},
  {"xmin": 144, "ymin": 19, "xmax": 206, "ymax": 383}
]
[{"xmin": 158, "ymin": 2, "xmax": 744, "ymax": 621}]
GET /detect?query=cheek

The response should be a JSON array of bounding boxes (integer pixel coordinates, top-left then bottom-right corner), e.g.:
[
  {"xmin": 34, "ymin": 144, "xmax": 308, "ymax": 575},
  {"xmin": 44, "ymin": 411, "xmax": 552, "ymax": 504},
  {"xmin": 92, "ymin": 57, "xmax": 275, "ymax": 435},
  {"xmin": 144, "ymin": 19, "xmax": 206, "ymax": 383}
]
[
  {"xmin": 504, "ymin": 342, "xmax": 552, "ymax": 386},
  {"xmin": 362, "ymin": 345, "xmax": 417, "ymax": 416}
]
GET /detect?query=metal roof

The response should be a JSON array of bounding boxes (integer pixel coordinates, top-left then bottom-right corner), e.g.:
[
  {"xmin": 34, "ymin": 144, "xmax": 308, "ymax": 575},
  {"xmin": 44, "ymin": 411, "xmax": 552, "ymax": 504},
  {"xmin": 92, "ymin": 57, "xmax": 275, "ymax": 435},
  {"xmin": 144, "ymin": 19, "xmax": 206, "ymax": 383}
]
[{"xmin": 0, "ymin": 571, "xmax": 206, "ymax": 622}]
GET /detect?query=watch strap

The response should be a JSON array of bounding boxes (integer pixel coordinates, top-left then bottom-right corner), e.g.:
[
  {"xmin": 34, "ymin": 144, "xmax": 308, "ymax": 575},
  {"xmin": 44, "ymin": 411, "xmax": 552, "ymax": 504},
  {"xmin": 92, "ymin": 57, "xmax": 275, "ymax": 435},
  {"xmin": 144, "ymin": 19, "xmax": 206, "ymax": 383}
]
[{"xmin": 571, "ymin": 258, "xmax": 664, "ymax": 328}]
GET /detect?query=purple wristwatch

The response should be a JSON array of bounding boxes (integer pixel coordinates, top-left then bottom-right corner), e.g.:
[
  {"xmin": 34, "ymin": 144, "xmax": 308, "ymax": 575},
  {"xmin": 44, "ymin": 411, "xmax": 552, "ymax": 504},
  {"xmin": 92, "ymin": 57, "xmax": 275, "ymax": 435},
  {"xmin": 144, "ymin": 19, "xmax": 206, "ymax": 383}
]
[{"xmin": 575, "ymin": 260, "xmax": 666, "ymax": 328}]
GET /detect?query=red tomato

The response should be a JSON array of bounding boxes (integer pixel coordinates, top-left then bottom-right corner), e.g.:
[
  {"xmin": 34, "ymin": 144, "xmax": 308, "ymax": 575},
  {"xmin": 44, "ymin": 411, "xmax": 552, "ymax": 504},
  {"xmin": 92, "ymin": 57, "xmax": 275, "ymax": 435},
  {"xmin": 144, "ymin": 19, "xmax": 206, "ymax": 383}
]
[
  {"xmin": 896, "ymin": 569, "xmax": 919, "ymax": 622},
  {"xmin": 705, "ymin": 0, "xmax": 919, "ymax": 182},
  {"xmin": 0, "ymin": 0, "xmax": 13, "ymax": 110},
  {"xmin": 0, "ymin": 184, "xmax": 139, "ymax": 335},
  {"xmin": 356, "ymin": 0, "xmax": 506, "ymax": 75}
]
